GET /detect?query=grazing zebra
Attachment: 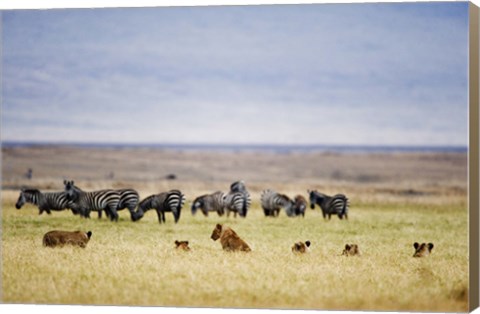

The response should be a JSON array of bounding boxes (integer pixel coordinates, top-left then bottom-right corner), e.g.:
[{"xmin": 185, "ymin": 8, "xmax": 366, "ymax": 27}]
[
  {"xmin": 227, "ymin": 180, "xmax": 251, "ymax": 217},
  {"xmin": 230, "ymin": 180, "xmax": 247, "ymax": 193},
  {"xmin": 117, "ymin": 188, "xmax": 140, "ymax": 221},
  {"xmin": 63, "ymin": 180, "xmax": 121, "ymax": 221},
  {"xmin": 69, "ymin": 185, "xmax": 139, "ymax": 220},
  {"xmin": 292, "ymin": 195, "xmax": 308, "ymax": 217},
  {"xmin": 260, "ymin": 189, "xmax": 294, "ymax": 217},
  {"xmin": 133, "ymin": 189, "xmax": 185, "ymax": 224},
  {"xmin": 308, "ymin": 190, "xmax": 349, "ymax": 220},
  {"xmin": 15, "ymin": 188, "xmax": 74, "ymax": 215},
  {"xmin": 191, "ymin": 191, "xmax": 225, "ymax": 217},
  {"xmin": 223, "ymin": 191, "xmax": 250, "ymax": 218}
]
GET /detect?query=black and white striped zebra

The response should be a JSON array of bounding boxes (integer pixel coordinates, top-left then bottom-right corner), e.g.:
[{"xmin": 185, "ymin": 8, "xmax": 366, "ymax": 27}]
[
  {"xmin": 261, "ymin": 189, "xmax": 295, "ymax": 217},
  {"xmin": 191, "ymin": 191, "xmax": 225, "ymax": 217},
  {"xmin": 132, "ymin": 189, "xmax": 185, "ymax": 224},
  {"xmin": 227, "ymin": 180, "xmax": 251, "ymax": 217},
  {"xmin": 223, "ymin": 191, "xmax": 250, "ymax": 218},
  {"xmin": 63, "ymin": 180, "xmax": 121, "ymax": 221},
  {"xmin": 308, "ymin": 190, "xmax": 349, "ymax": 220},
  {"xmin": 15, "ymin": 188, "xmax": 74, "ymax": 215},
  {"xmin": 117, "ymin": 188, "xmax": 140, "ymax": 221},
  {"xmin": 230, "ymin": 180, "xmax": 247, "ymax": 194},
  {"xmin": 63, "ymin": 182, "xmax": 138, "ymax": 220}
]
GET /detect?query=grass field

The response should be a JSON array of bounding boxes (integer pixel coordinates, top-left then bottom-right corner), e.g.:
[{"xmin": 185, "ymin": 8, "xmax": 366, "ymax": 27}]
[
  {"xmin": 1, "ymin": 146, "xmax": 470, "ymax": 312},
  {"xmin": 1, "ymin": 190, "xmax": 468, "ymax": 312}
]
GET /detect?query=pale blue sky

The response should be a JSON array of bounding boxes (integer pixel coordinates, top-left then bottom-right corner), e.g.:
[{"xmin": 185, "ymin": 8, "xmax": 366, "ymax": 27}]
[{"xmin": 2, "ymin": 2, "xmax": 469, "ymax": 146}]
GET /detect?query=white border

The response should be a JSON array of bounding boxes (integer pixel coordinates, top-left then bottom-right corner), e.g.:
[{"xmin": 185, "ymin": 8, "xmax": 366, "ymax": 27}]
[{"xmin": 1, "ymin": 1, "xmax": 478, "ymax": 314}]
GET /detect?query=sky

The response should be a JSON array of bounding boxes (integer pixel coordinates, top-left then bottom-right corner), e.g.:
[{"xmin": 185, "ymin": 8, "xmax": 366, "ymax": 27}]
[{"xmin": 1, "ymin": 1, "xmax": 470, "ymax": 146}]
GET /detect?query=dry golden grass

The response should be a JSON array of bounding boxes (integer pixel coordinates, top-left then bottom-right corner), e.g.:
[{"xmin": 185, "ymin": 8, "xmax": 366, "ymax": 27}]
[
  {"xmin": 2, "ymin": 190, "xmax": 468, "ymax": 312},
  {"xmin": 1, "ymin": 146, "xmax": 470, "ymax": 312}
]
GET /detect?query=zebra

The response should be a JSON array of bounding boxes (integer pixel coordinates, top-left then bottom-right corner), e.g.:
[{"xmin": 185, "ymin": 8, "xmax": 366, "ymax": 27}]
[
  {"xmin": 132, "ymin": 189, "xmax": 185, "ymax": 224},
  {"xmin": 223, "ymin": 191, "xmax": 250, "ymax": 218},
  {"xmin": 63, "ymin": 180, "xmax": 121, "ymax": 221},
  {"xmin": 230, "ymin": 180, "xmax": 247, "ymax": 193},
  {"xmin": 15, "ymin": 187, "xmax": 74, "ymax": 215},
  {"xmin": 63, "ymin": 182, "xmax": 138, "ymax": 220},
  {"xmin": 191, "ymin": 191, "xmax": 225, "ymax": 217},
  {"xmin": 117, "ymin": 188, "xmax": 140, "ymax": 221},
  {"xmin": 261, "ymin": 189, "xmax": 295, "ymax": 217},
  {"xmin": 292, "ymin": 195, "xmax": 308, "ymax": 217},
  {"xmin": 308, "ymin": 190, "xmax": 349, "ymax": 220},
  {"xmin": 227, "ymin": 180, "xmax": 251, "ymax": 217}
]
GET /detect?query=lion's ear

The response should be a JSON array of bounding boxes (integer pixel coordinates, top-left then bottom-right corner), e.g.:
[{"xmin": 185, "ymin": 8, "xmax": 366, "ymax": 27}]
[
  {"xmin": 216, "ymin": 223, "xmax": 222, "ymax": 229},
  {"xmin": 305, "ymin": 241, "xmax": 311, "ymax": 247},
  {"xmin": 86, "ymin": 231, "xmax": 92, "ymax": 239},
  {"xmin": 413, "ymin": 242, "xmax": 419, "ymax": 250},
  {"xmin": 428, "ymin": 243, "xmax": 434, "ymax": 251}
]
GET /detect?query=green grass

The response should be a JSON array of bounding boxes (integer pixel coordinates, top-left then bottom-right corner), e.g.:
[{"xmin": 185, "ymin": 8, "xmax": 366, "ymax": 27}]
[{"xmin": 1, "ymin": 195, "xmax": 469, "ymax": 312}]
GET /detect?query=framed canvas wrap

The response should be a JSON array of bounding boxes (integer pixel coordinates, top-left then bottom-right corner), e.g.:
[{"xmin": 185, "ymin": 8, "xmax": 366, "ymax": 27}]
[{"xmin": 1, "ymin": 1, "xmax": 479, "ymax": 313}]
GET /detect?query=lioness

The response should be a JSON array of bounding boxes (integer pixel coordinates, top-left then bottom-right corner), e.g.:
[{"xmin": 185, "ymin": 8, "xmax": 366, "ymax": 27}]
[
  {"xmin": 210, "ymin": 224, "xmax": 251, "ymax": 252},
  {"xmin": 292, "ymin": 240, "xmax": 311, "ymax": 253},
  {"xmin": 175, "ymin": 240, "xmax": 191, "ymax": 251},
  {"xmin": 342, "ymin": 244, "xmax": 361, "ymax": 256},
  {"xmin": 413, "ymin": 242, "xmax": 434, "ymax": 257},
  {"xmin": 43, "ymin": 230, "xmax": 92, "ymax": 248}
]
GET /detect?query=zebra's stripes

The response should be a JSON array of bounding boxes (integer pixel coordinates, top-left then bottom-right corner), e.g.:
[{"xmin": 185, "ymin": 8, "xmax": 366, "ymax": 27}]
[
  {"xmin": 261, "ymin": 189, "xmax": 294, "ymax": 217},
  {"xmin": 230, "ymin": 180, "xmax": 247, "ymax": 194},
  {"xmin": 117, "ymin": 188, "xmax": 140, "ymax": 221},
  {"xmin": 15, "ymin": 188, "xmax": 74, "ymax": 215},
  {"xmin": 133, "ymin": 189, "xmax": 185, "ymax": 224},
  {"xmin": 223, "ymin": 191, "xmax": 251, "ymax": 218},
  {"xmin": 225, "ymin": 180, "xmax": 251, "ymax": 218},
  {"xmin": 64, "ymin": 180, "xmax": 121, "ymax": 221},
  {"xmin": 191, "ymin": 191, "xmax": 225, "ymax": 217},
  {"xmin": 308, "ymin": 190, "xmax": 349, "ymax": 220}
]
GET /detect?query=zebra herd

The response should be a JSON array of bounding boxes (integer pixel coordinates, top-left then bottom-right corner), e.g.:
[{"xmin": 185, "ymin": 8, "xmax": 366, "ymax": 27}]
[
  {"xmin": 191, "ymin": 181, "xmax": 251, "ymax": 218},
  {"xmin": 15, "ymin": 180, "xmax": 349, "ymax": 223}
]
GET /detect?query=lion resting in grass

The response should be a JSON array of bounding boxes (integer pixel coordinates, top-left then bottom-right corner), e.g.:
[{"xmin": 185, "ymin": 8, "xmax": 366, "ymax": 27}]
[
  {"xmin": 413, "ymin": 242, "xmax": 434, "ymax": 257},
  {"xmin": 210, "ymin": 224, "xmax": 251, "ymax": 252},
  {"xmin": 292, "ymin": 240, "xmax": 311, "ymax": 253},
  {"xmin": 43, "ymin": 230, "xmax": 92, "ymax": 248},
  {"xmin": 175, "ymin": 240, "xmax": 191, "ymax": 251},
  {"xmin": 342, "ymin": 244, "xmax": 361, "ymax": 256}
]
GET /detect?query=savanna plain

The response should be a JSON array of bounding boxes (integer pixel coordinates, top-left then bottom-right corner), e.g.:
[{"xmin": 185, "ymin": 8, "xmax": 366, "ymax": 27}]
[{"xmin": 1, "ymin": 145, "xmax": 470, "ymax": 312}]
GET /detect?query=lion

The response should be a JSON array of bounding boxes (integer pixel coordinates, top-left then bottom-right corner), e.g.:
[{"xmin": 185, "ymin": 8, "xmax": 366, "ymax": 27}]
[
  {"xmin": 210, "ymin": 223, "xmax": 251, "ymax": 252},
  {"xmin": 342, "ymin": 244, "xmax": 361, "ymax": 256},
  {"xmin": 413, "ymin": 242, "xmax": 434, "ymax": 257},
  {"xmin": 292, "ymin": 240, "xmax": 311, "ymax": 253},
  {"xmin": 175, "ymin": 240, "xmax": 191, "ymax": 251},
  {"xmin": 43, "ymin": 230, "xmax": 92, "ymax": 248}
]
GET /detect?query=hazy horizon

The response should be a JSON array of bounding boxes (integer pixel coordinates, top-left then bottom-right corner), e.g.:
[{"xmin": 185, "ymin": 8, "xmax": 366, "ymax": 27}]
[{"xmin": 1, "ymin": 140, "xmax": 468, "ymax": 154}]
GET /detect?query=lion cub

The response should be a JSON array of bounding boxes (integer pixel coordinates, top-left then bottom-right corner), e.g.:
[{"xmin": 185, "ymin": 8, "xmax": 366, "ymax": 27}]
[
  {"xmin": 413, "ymin": 242, "xmax": 434, "ymax": 257},
  {"xmin": 342, "ymin": 244, "xmax": 361, "ymax": 256},
  {"xmin": 175, "ymin": 240, "xmax": 191, "ymax": 251},
  {"xmin": 210, "ymin": 224, "xmax": 251, "ymax": 252},
  {"xmin": 43, "ymin": 230, "xmax": 92, "ymax": 248},
  {"xmin": 292, "ymin": 240, "xmax": 311, "ymax": 253}
]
